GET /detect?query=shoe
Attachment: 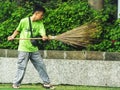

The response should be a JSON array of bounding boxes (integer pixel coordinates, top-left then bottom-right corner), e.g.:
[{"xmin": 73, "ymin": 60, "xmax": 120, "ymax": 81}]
[
  {"xmin": 12, "ymin": 84, "xmax": 19, "ymax": 89},
  {"xmin": 43, "ymin": 84, "xmax": 55, "ymax": 89}
]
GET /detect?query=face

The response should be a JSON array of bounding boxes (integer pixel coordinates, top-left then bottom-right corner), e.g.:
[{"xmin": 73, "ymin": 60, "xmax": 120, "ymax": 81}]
[{"xmin": 34, "ymin": 11, "xmax": 44, "ymax": 21}]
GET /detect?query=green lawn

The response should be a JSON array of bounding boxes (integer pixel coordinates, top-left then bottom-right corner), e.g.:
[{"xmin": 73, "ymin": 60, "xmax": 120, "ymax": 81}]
[{"xmin": 0, "ymin": 84, "xmax": 120, "ymax": 90}]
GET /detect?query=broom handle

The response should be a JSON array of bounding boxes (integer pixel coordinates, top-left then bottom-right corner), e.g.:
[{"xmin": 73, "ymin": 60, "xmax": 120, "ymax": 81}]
[
  {"xmin": 14, "ymin": 38, "xmax": 43, "ymax": 40},
  {"xmin": 14, "ymin": 35, "xmax": 56, "ymax": 40}
]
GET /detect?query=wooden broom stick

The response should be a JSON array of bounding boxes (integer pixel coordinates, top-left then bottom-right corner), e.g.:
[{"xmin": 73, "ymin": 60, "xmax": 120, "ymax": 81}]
[
  {"xmin": 14, "ymin": 37, "xmax": 43, "ymax": 40},
  {"xmin": 14, "ymin": 35, "xmax": 56, "ymax": 40}
]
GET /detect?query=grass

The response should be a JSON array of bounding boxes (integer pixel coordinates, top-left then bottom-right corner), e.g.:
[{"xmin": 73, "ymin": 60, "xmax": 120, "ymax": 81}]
[{"xmin": 0, "ymin": 84, "xmax": 120, "ymax": 90}]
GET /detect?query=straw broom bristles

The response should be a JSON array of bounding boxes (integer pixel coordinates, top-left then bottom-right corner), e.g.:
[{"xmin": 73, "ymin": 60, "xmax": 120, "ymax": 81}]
[{"xmin": 48, "ymin": 22, "xmax": 99, "ymax": 47}]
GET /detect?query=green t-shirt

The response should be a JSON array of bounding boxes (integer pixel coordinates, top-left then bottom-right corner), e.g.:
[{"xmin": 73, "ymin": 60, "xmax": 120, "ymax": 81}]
[{"xmin": 16, "ymin": 17, "xmax": 46, "ymax": 52}]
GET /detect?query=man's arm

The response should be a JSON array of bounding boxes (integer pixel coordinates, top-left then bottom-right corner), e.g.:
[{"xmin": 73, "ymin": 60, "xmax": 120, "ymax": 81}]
[{"xmin": 8, "ymin": 30, "xmax": 20, "ymax": 41}]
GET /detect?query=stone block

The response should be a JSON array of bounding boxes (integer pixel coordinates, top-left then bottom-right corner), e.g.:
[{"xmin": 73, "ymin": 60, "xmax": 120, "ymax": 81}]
[
  {"xmin": 66, "ymin": 51, "xmax": 86, "ymax": 60},
  {"xmin": 45, "ymin": 50, "xmax": 64, "ymax": 59},
  {"xmin": 7, "ymin": 49, "xmax": 18, "ymax": 57},
  {"xmin": 105, "ymin": 52, "xmax": 120, "ymax": 61},
  {"xmin": 0, "ymin": 49, "xmax": 6, "ymax": 57},
  {"xmin": 7, "ymin": 50, "xmax": 44, "ymax": 58},
  {"xmin": 86, "ymin": 51, "xmax": 103, "ymax": 60}
]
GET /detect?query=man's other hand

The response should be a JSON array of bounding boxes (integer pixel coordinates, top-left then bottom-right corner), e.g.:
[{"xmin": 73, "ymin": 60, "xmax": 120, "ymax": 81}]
[
  {"xmin": 42, "ymin": 36, "xmax": 48, "ymax": 41},
  {"xmin": 8, "ymin": 36, "xmax": 14, "ymax": 41}
]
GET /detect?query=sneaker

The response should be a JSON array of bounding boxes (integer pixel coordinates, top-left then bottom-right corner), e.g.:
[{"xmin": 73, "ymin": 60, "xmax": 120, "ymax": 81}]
[
  {"xmin": 43, "ymin": 84, "xmax": 55, "ymax": 89},
  {"xmin": 12, "ymin": 84, "xmax": 19, "ymax": 89}
]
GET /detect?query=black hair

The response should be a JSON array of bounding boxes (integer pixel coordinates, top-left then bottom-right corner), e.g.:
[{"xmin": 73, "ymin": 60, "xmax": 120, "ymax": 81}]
[{"xmin": 33, "ymin": 4, "xmax": 46, "ymax": 14}]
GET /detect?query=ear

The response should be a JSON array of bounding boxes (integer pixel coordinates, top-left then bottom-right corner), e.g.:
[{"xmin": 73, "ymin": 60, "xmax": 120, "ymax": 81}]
[{"xmin": 34, "ymin": 11, "xmax": 39, "ymax": 15}]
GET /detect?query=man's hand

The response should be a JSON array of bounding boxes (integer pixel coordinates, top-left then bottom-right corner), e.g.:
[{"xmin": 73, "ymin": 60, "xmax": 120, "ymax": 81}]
[
  {"xmin": 8, "ymin": 36, "xmax": 14, "ymax": 41},
  {"xmin": 7, "ymin": 30, "xmax": 19, "ymax": 41},
  {"xmin": 42, "ymin": 36, "xmax": 48, "ymax": 41}
]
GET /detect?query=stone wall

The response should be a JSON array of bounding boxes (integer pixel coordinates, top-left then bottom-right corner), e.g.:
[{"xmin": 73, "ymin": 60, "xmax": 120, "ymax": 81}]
[
  {"xmin": 1, "ymin": 49, "xmax": 120, "ymax": 60},
  {"xmin": 0, "ymin": 49, "xmax": 120, "ymax": 87}
]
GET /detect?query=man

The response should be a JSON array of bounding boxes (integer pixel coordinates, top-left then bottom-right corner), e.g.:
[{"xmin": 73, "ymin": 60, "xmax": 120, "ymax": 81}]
[{"xmin": 8, "ymin": 4, "xmax": 54, "ymax": 89}]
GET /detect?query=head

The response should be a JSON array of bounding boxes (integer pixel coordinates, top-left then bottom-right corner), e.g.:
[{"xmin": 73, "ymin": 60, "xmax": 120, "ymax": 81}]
[{"xmin": 32, "ymin": 4, "xmax": 46, "ymax": 21}]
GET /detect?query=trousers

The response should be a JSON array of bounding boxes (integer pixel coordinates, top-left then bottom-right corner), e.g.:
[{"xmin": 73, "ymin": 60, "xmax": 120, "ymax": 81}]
[{"xmin": 13, "ymin": 51, "xmax": 50, "ymax": 86}]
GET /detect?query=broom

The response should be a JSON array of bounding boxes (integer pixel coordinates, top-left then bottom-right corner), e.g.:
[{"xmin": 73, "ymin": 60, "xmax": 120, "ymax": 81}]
[{"xmin": 15, "ymin": 22, "xmax": 99, "ymax": 47}]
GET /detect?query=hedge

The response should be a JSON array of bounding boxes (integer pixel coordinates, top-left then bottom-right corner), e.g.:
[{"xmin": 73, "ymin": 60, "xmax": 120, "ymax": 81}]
[{"xmin": 0, "ymin": 0, "xmax": 119, "ymax": 51}]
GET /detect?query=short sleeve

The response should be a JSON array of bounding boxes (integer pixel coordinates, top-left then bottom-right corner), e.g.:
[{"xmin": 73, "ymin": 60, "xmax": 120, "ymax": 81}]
[{"xmin": 16, "ymin": 19, "xmax": 23, "ymax": 32}]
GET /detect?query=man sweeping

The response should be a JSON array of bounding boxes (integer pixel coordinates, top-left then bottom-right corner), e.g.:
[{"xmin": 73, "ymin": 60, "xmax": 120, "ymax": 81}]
[{"xmin": 8, "ymin": 4, "xmax": 54, "ymax": 89}]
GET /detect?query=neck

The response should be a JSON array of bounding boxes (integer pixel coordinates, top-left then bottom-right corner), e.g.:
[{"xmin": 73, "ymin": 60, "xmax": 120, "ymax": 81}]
[{"xmin": 30, "ymin": 15, "xmax": 36, "ymax": 22}]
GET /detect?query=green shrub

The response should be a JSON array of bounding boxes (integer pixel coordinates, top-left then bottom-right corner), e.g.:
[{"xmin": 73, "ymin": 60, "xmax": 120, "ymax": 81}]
[
  {"xmin": 0, "ymin": 1, "xmax": 32, "ymax": 49},
  {"xmin": 87, "ymin": 0, "xmax": 118, "ymax": 52}
]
